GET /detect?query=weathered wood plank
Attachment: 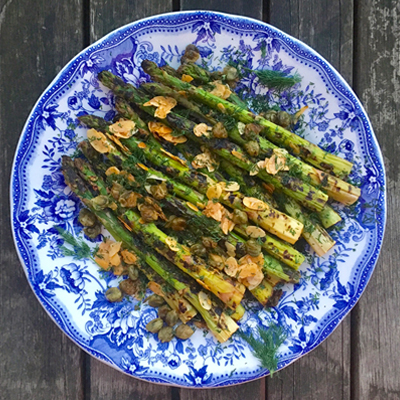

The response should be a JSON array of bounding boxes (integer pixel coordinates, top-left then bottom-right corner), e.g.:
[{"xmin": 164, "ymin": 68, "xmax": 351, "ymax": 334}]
[
  {"xmin": 179, "ymin": 0, "xmax": 265, "ymax": 398},
  {"xmin": 267, "ymin": 315, "xmax": 351, "ymax": 400},
  {"xmin": 0, "ymin": 0, "xmax": 85, "ymax": 399},
  {"xmin": 270, "ymin": 0, "xmax": 354, "ymax": 85},
  {"xmin": 181, "ymin": 0, "xmax": 263, "ymax": 20},
  {"xmin": 89, "ymin": 360, "xmax": 173, "ymax": 400},
  {"xmin": 90, "ymin": 0, "xmax": 174, "ymax": 42},
  {"xmin": 88, "ymin": 1, "xmax": 174, "ymax": 398},
  {"xmin": 352, "ymin": 1, "xmax": 400, "ymax": 399},
  {"xmin": 180, "ymin": 381, "xmax": 265, "ymax": 400},
  {"xmin": 267, "ymin": 1, "xmax": 353, "ymax": 399}
]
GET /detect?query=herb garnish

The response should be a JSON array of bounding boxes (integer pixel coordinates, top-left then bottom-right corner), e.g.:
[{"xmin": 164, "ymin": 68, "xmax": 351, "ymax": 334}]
[
  {"xmin": 56, "ymin": 226, "xmax": 95, "ymax": 261},
  {"xmin": 238, "ymin": 323, "xmax": 287, "ymax": 376}
]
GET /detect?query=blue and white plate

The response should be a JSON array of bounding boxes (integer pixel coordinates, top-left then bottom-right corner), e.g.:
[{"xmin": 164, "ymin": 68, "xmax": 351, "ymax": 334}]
[{"xmin": 11, "ymin": 11, "xmax": 386, "ymax": 388}]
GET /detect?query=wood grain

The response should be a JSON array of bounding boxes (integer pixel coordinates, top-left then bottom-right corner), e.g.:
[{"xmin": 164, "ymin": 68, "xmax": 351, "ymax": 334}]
[
  {"xmin": 270, "ymin": 0, "xmax": 354, "ymax": 85},
  {"xmin": 90, "ymin": 0, "xmax": 174, "ymax": 43},
  {"xmin": 179, "ymin": 1, "xmax": 264, "ymax": 398},
  {"xmin": 267, "ymin": 1, "xmax": 353, "ymax": 399},
  {"xmin": 0, "ymin": 0, "xmax": 85, "ymax": 399},
  {"xmin": 181, "ymin": 0, "xmax": 263, "ymax": 19},
  {"xmin": 88, "ymin": 1, "xmax": 174, "ymax": 398},
  {"xmin": 352, "ymin": 1, "xmax": 400, "ymax": 399}
]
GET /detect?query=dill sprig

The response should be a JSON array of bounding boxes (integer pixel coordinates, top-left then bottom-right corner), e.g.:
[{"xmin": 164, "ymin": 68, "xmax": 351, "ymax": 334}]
[
  {"xmin": 56, "ymin": 226, "xmax": 93, "ymax": 261},
  {"xmin": 238, "ymin": 323, "xmax": 286, "ymax": 376},
  {"xmin": 249, "ymin": 69, "xmax": 301, "ymax": 91}
]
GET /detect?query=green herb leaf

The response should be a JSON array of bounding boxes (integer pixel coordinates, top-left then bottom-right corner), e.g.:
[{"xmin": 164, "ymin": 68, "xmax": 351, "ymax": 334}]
[
  {"xmin": 238, "ymin": 323, "xmax": 286, "ymax": 376},
  {"xmin": 56, "ymin": 226, "xmax": 93, "ymax": 261},
  {"xmin": 251, "ymin": 69, "xmax": 301, "ymax": 91}
]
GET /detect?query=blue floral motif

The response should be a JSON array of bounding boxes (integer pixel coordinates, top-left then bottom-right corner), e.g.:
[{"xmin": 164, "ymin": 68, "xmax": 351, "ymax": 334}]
[
  {"xmin": 15, "ymin": 210, "xmax": 39, "ymax": 240},
  {"xmin": 38, "ymin": 103, "xmax": 64, "ymax": 130},
  {"xmin": 192, "ymin": 21, "xmax": 221, "ymax": 48},
  {"xmin": 60, "ymin": 263, "xmax": 86, "ymax": 294},
  {"xmin": 334, "ymin": 102, "xmax": 363, "ymax": 132},
  {"xmin": 67, "ymin": 95, "xmax": 82, "ymax": 111},
  {"xmin": 184, "ymin": 365, "xmax": 213, "ymax": 386}
]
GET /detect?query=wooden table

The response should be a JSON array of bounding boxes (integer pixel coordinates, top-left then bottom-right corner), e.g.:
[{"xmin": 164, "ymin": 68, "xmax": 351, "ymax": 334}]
[{"xmin": 1, "ymin": 1, "xmax": 397, "ymax": 399}]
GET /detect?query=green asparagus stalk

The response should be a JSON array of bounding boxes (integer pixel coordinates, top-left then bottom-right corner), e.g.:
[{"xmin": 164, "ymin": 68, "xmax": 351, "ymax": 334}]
[
  {"xmin": 98, "ymin": 71, "xmax": 329, "ymax": 213},
  {"xmin": 176, "ymin": 63, "xmax": 248, "ymax": 108},
  {"xmin": 139, "ymin": 268, "xmax": 197, "ymax": 323},
  {"xmin": 220, "ymin": 157, "xmax": 336, "ymax": 255},
  {"xmin": 227, "ymin": 127, "xmax": 360, "ymax": 206},
  {"xmin": 71, "ymin": 155, "xmax": 247, "ymax": 323},
  {"xmin": 61, "ymin": 157, "xmax": 239, "ymax": 341},
  {"xmin": 74, "ymin": 157, "xmax": 246, "ymax": 310},
  {"xmin": 140, "ymin": 79, "xmax": 360, "ymax": 206},
  {"xmin": 78, "ymin": 114, "xmax": 304, "ymax": 267},
  {"xmin": 80, "ymin": 111, "xmax": 304, "ymax": 244},
  {"xmin": 165, "ymin": 111, "xmax": 328, "ymax": 212},
  {"xmin": 140, "ymin": 60, "xmax": 353, "ymax": 178},
  {"xmin": 140, "ymin": 81, "xmax": 216, "ymax": 125},
  {"xmin": 274, "ymin": 193, "xmax": 336, "ymax": 257},
  {"xmin": 78, "ymin": 139, "xmax": 288, "ymax": 309}
]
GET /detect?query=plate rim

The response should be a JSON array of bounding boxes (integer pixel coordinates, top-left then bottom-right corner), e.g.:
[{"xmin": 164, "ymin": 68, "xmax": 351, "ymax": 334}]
[{"xmin": 10, "ymin": 9, "xmax": 387, "ymax": 388}]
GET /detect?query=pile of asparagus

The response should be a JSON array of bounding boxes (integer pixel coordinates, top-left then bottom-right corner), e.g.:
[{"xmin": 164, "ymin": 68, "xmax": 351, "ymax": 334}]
[{"xmin": 61, "ymin": 45, "xmax": 360, "ymax": 343}]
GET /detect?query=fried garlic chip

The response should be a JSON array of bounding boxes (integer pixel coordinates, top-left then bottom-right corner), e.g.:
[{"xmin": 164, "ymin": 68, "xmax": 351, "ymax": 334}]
[
  {"xmin": 181, "ymin": 74, "xmax": 194, "ymax": 82},
  {"xmin": 165, "ymin": 237, "xmax": 180, "ymax": 252},
  {"xmin": 238, "ymin": 262, "xmax": 264, "ymax": 290},
  {"xmin": 203, "ymin": 200, "xmax": 225, "ymax": 222},
  {"xmin": 109, "ymin": 120, "xmax": 137, "ymax": 139},
  {"xmin": 220, "ymin": 211, "xmax": 235, "ymax": 235},
  {"xmin": 143, "ymin": 96, "xmax": 177, "ymax": 119},
  {"xmin": 148, "ymin": 121, "xmax": 187, "ymax": 144},
  {"xmin": 210, "ymin": 81, "xmax": 232, "ymax": 100},
  {"xmin": 193, "ymin": 123, "xmax": 212, "ymax": 138},
  {"xmin": 224, "ymin": 257, "xmax": 239, "ymax": 277},
  {"xmin": 87, "ymin": 128, "xmax": 113, "ymax": 154},
  {"xmin": 192, "ymin": 150, "xmax": 218, "ymax": 172},
  {"xmin": 243, "ymin": 197, "xmax": 269, "ymax": 211}
]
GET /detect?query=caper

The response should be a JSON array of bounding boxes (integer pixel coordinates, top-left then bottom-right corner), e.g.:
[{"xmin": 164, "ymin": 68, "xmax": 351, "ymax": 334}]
[
  {"xmin": 127, "ymin": 264, "xmax": 139, "ymax": 281},
  {"xmin": 119, "ymin": 279, "xmax": 137, "ymax": 296},
  {"xmin": 208, "ymin": 253, "xmax": 225, "ymax": 270},
  {"xmin": 210, "ymin": 71, "xmax": 223, "ymax": 80},
  {"xmin": 277, "ymin": 111, "xmax": 291, "ymax": 127},
  {"xmin": 202, "ymin": 237, "xmax": 218, "ymax": 249},
  {"xmin": 212, "ymin": 122, "xmax": 228, "ymax": 138},
  {"xmin": 244, "ymin": 123, "xmax": 263, "ymax": 136},
  {"xmin": 119, "ymin": 191, "xmax": 137, "ymax": 208},
  {"xmin": 110, "ymin": 181, "xmax": 125, "ymax": 200},
  {"xmin": 165, "ymin": 310, "xmax": 179, "ymax": 327},
  {"xmin": 147, "ymin": 294, "xmax": 166, "ymax": 308},
  {"xmin": 245, "ymin": 239, "xmax": 262, "ymax": 257},
  {"xmin": 175, "ymin": 324, "xmax": 194, "ymax": 340},
  {"xmin": 91, "ymin": 195, "xmax": 110, "ymax": 210},
  {"xmin": 236, "ymin": 242, "xmax": 247, "ymax": 258},
  {"xmin": 158, "ymin": 304, "xmax": 172, "ymax": 320},
  {"xmin": 166, "ymin": 216, "xmax": 187, "ymax": 231},
  {"xmin": 150, "ymin": 182, "xmax": 168, "ymax": 200},
  {"xmin": 105, "ymin": 287, "xmax": 123, "ymax": 302},
  {"xmin": 232, "ymin": 209, "xmax": 249, "ymax": 225},
  {"xmin": 190, "ymin": 243, "xmax": 208, "ymax": 258},
  {"xmin": 158, "ymin": 326, "xmax": 174, "ymax": 343},
  {"xmin": 83, "ymin": 223, "xmax": 102, "ymax": 239},
  {"xmin": 146, "ymin": 318, "xmax": 164, "ymax": 334},
  {"xmin": 140, "ymin": 204, "xmax": 158, "ymax": 222},
  {"xmin": 264, "ymin": 110, "xmax": 278, "ymax": 123},
  {"xmin": 244, "ymin": 140, "xmax": 260, "ymax": 157},
  {"xmin": 223, "ymin": 66, "xmax": 239, "ymax": 82},
  {"xmin": 185, "ymin": 44, "xmax": 199, "ymax": 53},
  {"xmin": 78, "ymin": 208, "xmax": 97, "ymax": 227}
]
